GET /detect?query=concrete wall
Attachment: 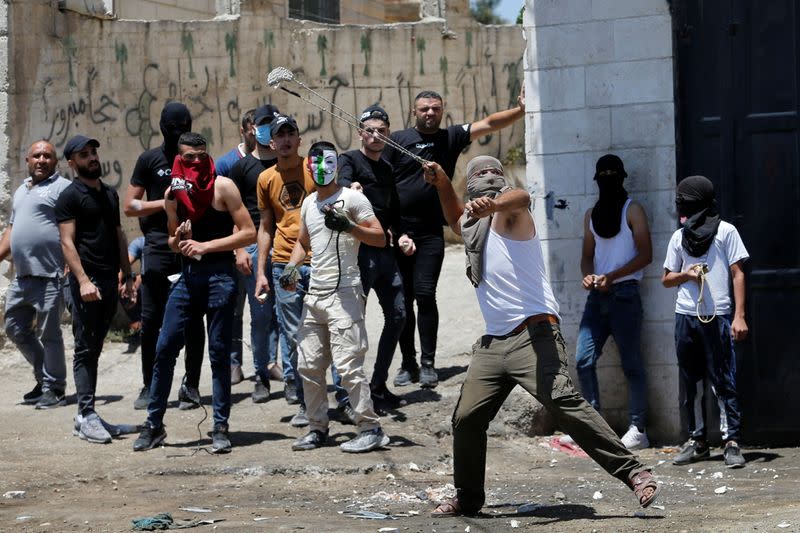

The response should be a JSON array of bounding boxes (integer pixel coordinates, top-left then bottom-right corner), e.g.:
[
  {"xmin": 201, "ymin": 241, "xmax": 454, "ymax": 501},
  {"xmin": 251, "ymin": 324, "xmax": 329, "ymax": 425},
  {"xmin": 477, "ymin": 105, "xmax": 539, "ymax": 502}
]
[
  {"xmin": 522, "ymin": 0, "xmax": 680, "ymax": 442},
  {"xmin": 115, "ymin": 0, "xmax": 219, "ymax": 21},
  {"xmin": 2, "ymin": 0, "xmax": 523, "ymax": 239}
]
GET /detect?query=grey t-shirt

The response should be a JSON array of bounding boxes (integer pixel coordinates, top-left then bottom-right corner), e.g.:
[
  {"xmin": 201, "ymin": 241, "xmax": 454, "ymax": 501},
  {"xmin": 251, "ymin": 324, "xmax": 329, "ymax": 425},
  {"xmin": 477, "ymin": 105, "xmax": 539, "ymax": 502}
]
[{"xmin": 9, "ymin": 173, "xmax": 73, "ymax": 277}]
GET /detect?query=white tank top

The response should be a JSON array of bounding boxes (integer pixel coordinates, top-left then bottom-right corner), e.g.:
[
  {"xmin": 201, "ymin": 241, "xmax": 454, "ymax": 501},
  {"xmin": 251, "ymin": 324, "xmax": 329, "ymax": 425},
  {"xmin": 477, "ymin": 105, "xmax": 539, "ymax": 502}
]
[
  {"xmin": 475, "ymin": 226, "xmax": 560, "ymax": 335},
  {"xmin": 589, "ymin": 199, "xmax": 643, "ymax": 283}
]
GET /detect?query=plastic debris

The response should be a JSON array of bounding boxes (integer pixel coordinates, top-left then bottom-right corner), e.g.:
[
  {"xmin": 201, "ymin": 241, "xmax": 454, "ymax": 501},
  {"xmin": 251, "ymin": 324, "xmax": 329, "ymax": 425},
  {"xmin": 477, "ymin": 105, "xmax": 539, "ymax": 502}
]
[
  {"xmin": 378, "ymin": 528, "xmax": 399, "ymax": 533},
  {"xmin": 714, "ymin": 486, "xmax": 727, "ymax": 494},
  {"xmin": 253, "ymin": 517, "xmax": 269, "ymax": 522},
  {"xmin": 16, "ymin": 516, "xmax": 32, "ymax": 521},
  {"xmin": 592, "ymin": 491, "xmax": 603, "ymax": 500},
  {"xmin": 510, "ymin": 519, "xmax": 520, "ymax": 528},
  {"xmin": 3, "ymin": 491, "xmax": 26, "ymax": 499},
  {"xmin": 711, "ymin": 472, "xmax": 724, "ymax": 479},
  {"xmin": 465, "ymin": 527, "xmax": 471, "ymax": 532},
  {"xmin": 652, "ymin": 505, "xmax": 665, "ymax": 510},
  {"xmin": 179, "ymin": 507, "xmax": 212, "ymax": 513},
  {"xmin": 408, "ymin": 462, "xmax": 420, "ymax": 472},
  {"xmin": 340, "ymin": 510, "xmax": 395, "ymax": 520},
  {"xmin": 777, "ymin": 522, "xmax": 791, "ymax": 528}
]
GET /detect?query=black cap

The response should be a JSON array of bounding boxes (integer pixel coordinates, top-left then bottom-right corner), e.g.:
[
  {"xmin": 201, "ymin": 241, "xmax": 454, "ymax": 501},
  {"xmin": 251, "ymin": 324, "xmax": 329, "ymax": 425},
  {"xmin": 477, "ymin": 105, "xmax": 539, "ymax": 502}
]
[
  {"xmin": 594, "ymin": 154, "xmax": 627, "ymax": 180},
  {"xmin": 270, "ymin": 115, "xmax": 299, "ymax": 136},
  {"xmin": 63, "ymin": 135, "xmax": 100, "ymax": 160},
  {"xmin": 359, "ymin": 105, "xmax": 390, "ymax": 126},
  {"xmin": 254, "ymin": 104, "xmax": 280, "ymax": 126}
]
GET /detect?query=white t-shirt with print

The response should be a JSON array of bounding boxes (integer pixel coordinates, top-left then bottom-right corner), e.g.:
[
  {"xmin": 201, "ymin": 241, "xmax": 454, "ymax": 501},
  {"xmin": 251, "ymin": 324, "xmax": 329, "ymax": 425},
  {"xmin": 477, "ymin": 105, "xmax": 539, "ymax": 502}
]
[
  {"xmin": 663, "ymin": 220, "xmax": 749, "ymax": 316},
  {"xmin": 300, "ymin": 186, "xmax": 375, "ymax": 291}
]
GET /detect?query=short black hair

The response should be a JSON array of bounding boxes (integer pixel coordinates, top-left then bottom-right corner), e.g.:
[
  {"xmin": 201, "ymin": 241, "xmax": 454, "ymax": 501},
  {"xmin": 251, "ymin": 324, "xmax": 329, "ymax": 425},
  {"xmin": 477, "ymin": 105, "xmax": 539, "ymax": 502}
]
[
  {"xmin": 178, "ymin": 132, "xmax": 207, "ymax": 148},
  {"xmin": 242, "ymin": 109, "xmax": 256, "ymax": 129},
  {"xmin": 414, "ymin": 90, "xmax": 443, "ymax": 103},
  {"xmin": 308, "ymin": 141, "xmax": 337, "ymax": 158}
]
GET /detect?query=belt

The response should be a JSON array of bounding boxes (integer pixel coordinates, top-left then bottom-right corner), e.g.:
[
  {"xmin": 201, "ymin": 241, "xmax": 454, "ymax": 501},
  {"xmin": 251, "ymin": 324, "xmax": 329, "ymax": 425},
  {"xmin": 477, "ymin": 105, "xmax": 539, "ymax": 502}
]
[{"xmin": 498, "ymin": 313, "xmax": 559, "ymax": 338}]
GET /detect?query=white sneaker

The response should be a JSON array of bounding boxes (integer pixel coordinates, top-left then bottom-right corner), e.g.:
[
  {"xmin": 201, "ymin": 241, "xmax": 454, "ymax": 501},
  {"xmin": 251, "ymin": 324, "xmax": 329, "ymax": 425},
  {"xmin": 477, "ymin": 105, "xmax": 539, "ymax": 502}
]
[
  {"xmin": 559, "ymin": 434, "xmax": 576, "ymax": 445},
  {"xmin": 621, "ymin": 424, "xmax": 650, "ymax": 450}
]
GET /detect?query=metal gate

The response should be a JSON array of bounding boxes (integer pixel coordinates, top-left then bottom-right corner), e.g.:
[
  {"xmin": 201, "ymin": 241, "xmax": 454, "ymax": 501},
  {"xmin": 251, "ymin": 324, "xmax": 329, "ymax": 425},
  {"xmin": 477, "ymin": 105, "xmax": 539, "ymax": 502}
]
[{"xmin": 674, "ymin": 0, "xmax": 800, "ymax": 444}]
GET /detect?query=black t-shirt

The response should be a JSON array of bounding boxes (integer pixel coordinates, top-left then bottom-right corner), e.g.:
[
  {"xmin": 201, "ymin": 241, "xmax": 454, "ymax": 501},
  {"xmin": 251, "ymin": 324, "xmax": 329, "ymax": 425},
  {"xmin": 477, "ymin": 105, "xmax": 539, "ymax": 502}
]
[
  {"xmin": 228, "ymin": 153, "xmax": 277, "ymax": 228},
  {"xmin": 385, "ymin": 124, "xmax": 471, "ymax": 231},
  {"xmin": 55, "ymin": 179, "xmax": 121, "ymax": 277},
  {"xmin": 130, "ymin": 144, "xmax": 180, "ymax": 274},
  {"xmin": 337, "ymin": 150, "xmax": 400, "ymax": 242}
]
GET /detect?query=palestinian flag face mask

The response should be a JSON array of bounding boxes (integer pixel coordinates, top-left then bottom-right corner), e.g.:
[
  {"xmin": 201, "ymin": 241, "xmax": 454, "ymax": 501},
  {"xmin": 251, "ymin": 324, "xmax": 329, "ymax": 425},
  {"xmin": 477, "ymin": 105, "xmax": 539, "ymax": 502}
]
[{"xmin": 309, "ymin": 149, "xmax": 338, "ymax": 186}]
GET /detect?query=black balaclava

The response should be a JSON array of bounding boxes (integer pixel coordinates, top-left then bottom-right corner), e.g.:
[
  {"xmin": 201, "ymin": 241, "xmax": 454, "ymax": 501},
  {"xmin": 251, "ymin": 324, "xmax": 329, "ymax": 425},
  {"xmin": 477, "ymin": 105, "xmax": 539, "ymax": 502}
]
[
  {"xmin": 591, "ymin": 154, "xmax": 629, "ymax": 238},
  {"xmin": 676, "ymin": 175, "xmax": 721, "ymax": 257},
  {"xmin": 160, "ymin": 102, "xmax": 192, "ymax": 159}
]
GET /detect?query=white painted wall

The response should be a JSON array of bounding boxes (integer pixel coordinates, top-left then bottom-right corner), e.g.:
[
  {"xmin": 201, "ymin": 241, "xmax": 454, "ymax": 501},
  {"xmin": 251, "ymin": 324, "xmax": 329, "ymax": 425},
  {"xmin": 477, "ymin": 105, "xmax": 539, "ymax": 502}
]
[{"xmin": 523, "ymin": 0, "xmax": 680, "ymax": 443}]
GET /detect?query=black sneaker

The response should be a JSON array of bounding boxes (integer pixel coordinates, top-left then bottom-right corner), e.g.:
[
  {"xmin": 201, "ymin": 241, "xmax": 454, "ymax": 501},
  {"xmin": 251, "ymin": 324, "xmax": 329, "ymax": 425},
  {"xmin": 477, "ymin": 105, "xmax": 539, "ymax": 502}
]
[
  {"xmin": 133, "ymin": 422, "xmax": 167, "ymax": 451},
  {"xmin": 124, "ymin": 331, "xmax": 141, "ymax": 354},
  {"xmin": 284, "ymin": 380, "xmax": 300, "ymax": 405},
  {"xmin": 335, "ymin": 402, "xmax": 358, "ymax": 425},
  {"xmin": 724, "ymin": 441, "xmax": 746, "ymax": 468},
  {"xmin": 673, "ymin": 439, "xmax": 710, "ymax": 465},
  {"xmin": 35, "ymin": 389, "xmax": 66, "ymax": 409},
  {"xmin": 292, "ymin": 429, "xmax": 328, "ymax": 451},
  {"xmin": 133, "ymin": 387, "xmax": 150, "ymax": 410},
  {"xmin": 211, "ymin": 424, "xmax": 232, "ymax": 454},
  {"xmin": 419, "ymin": 365, "xmax": 439, "ymax": 389},
  {"xmin": 252, "ymin": 377, "xmax": 270, "ymax": 403},
  {"xmin": 178, "ymin": 379, "xmax": 201, "ymax": 410},
  {"xmin": 22, "ymin": 383, "xmax": 43, "ymax": 405},
  {"xmin": 393, "ymin": 367, "xmax": 419, "ymax": 387},
  {"xmin": 370, "ymin": 383, "xmax": 406, "ymax": 408}
]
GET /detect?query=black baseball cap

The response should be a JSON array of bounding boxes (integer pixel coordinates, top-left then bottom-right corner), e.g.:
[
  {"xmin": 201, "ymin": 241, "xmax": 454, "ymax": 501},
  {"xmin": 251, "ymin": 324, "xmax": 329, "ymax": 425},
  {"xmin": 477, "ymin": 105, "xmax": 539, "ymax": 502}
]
[
  {"xmin": 594, "ymin": 154, "xmax": 627, "ymax": 180},
  {"xmin": 63, "ymin": 135, "xmax": 100, "ymax": 160},
  {"xmin": 359, "ymin": 105, "xmax": 390, "ymax": 126},
  {"xmin": 254, "ymin": 104, "xmax": 280, "ymax": 126},
  {"xmin": 270, "ymin": 115, "xmax": 299, "ymax": 136}
]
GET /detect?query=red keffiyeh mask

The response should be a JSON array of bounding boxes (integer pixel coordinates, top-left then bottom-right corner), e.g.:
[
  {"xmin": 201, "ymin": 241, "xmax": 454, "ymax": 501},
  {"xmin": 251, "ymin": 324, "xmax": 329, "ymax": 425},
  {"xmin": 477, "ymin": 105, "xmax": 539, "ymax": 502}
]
[{"xmin": 169, "ymin": 154, "xmax": 216, "ymax": 223}]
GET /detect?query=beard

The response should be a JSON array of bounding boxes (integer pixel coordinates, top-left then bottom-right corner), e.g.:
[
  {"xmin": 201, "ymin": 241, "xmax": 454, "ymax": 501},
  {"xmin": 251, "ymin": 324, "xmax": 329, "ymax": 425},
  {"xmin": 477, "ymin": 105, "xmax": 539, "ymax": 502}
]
[{"xmin": 76, "ymin": 161, "xmax": 102, "ymax": 180}]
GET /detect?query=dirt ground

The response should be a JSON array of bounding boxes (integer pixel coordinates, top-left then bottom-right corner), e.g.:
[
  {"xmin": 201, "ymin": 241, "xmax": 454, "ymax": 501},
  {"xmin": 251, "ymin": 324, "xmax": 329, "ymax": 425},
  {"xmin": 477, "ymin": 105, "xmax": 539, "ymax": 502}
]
[{"xmin": 2, "ymin": 246, "xmax": 799, "ymax": 532}]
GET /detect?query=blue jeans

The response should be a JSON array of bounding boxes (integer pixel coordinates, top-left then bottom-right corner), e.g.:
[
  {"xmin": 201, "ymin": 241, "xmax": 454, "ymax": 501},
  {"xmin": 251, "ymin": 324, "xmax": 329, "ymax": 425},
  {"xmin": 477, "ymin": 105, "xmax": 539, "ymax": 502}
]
[
  {"xmin": 147, "ymin": 262, "xmax": 238, "ymax": 428},
  {"xmin": 231, "ymin": 244, "xmax": 279, "ymax": 382},
  {"xmin": 574, "ymin": 281, "xmax": 647, "ymax": 429},
  {"xmin": 359, "ymin": 245, "xmax": 406, "ymax": 388},
  {"xmin": 674, "ymin": 313, "xmax": 741, "ymax": 442},
  {"xmin": 272, "ymin": 262, "xmax": 347, "ymax": 407}
]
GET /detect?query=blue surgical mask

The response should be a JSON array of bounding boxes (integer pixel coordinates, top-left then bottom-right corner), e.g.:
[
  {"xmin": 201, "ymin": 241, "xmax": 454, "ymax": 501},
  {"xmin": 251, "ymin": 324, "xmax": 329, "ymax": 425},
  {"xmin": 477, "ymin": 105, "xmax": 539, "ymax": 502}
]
[{"xmin": 255, "ymin": 124, "xmax": 272, "ymax": 146}]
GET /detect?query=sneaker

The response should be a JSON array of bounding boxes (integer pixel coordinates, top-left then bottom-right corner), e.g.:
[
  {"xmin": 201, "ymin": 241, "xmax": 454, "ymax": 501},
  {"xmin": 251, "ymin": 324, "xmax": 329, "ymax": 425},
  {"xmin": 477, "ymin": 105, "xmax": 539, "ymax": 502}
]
[
  {"xmin": 78, "ymin": 412, "xmax": 112, "ymax": 444},
  {"xmin": 290, "ymin": 406, "xmax": 309, "ymax": 427},
  {"xmin": 621, "ymin": 425, "xmax": 650, "ymax": 450},
  {"xmin": 559, "ymin": 434, "xmax": 576, "ymax": 446},
  {"xmin": 393, "ymin": 368, "xmax": 419, "ymax": 387},
  {"xmin": 370, "ymin": 383, "xmax": 406, "ymax": 408},
  {"xmin": 284, "ymin": 380, "xmax": 300, "ymax": 405},
  {"xmin": 133, "ymin": 387, "xmax": 150, "ymax": 410},
  {"xmin": 35, "ymin": 389, "xmax": 66, "ymax": 409},
  {"xmin": 211, "ymin": 424, "xmax": 232, "ymax": 454},
  {"xmin": 673, "ymin": 439, "xmax": 710, "ymax": 465},
  {"xmin": 124, "ymin": 331, "xmax": 141, "ymax": 354},
  {"xmin": 724, "ymin": 441, "xmax": 746, "ymax": 468},
  {"xmin": 74, "ymin": 415, "xmax": 139, "ymax": 438},
  {"xmin": 419, "ymin": 365, "xmax": 439, "ymax": 389},
  {"xmin": 133, "ymin": 422, "xmax": 167, "ymax": 451},
  {"xmin": 178, "ymin": 381, "xmax": 201, "ymax": 410},
  {"xmin": 231, "ymin": 364, "xmax": 245, "ymax": 385},
  {"xmin": 335, "ymin": 402, "xmax": 358, "ymax": 425},
  {"xmin": 340, "ymin": 427, "xmax": 390, "ymax": 453},
  {"xmin": 292, "ymin": 429, "xmax": 328, "ymax": 451},
  {"xmin": 252, "ymin": 378, "xmax": 270, "ymax": 403},
  {"xmin": 22, "ymin": 383, "xmax": 43, "ymax": 405}
]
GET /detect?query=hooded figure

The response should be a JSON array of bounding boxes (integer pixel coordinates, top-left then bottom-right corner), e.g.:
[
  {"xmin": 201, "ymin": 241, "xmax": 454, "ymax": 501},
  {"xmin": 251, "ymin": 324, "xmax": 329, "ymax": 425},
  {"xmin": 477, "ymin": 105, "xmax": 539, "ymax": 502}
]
[
  {"xmin": 160, "ymin": 102, "xmax": 192, "ymax": 159},
  {"xmin": 460, "ymin": 156, "xmax": 512, "ymax": 287},
  {"xmin": 590, "ymin": 154, "xmax": 629, "ymax": 239},
  {"xmin": 676, "ymin": 175, "xmax": 721, "ymax": 257}
]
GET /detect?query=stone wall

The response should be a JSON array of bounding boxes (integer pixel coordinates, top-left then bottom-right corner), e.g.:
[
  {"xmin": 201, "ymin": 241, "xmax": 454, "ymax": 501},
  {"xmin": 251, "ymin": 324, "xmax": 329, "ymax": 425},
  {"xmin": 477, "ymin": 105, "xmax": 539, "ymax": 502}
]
[{"xmin": 523, "ymin": 0, "xmax": 681, "ymax": 442}]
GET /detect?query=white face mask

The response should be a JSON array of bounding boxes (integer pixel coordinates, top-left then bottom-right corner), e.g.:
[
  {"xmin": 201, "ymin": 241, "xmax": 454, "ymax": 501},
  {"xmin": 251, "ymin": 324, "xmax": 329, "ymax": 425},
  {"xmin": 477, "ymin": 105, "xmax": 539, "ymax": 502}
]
[{"xmin": 310, "ymin": 149, "xmax": 338, "ymax": 186}]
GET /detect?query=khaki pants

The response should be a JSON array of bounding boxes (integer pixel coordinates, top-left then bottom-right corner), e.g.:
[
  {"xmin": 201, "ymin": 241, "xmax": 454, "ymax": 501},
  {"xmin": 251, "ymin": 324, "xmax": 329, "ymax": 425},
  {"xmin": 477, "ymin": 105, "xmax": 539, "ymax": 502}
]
[
  {"xmin": 297, "ymin": 286, "xmax": 379, "ymax": 433},
  {"xmin": 452, "ymin": 321, "xmax": 646, "ymax": 513}
]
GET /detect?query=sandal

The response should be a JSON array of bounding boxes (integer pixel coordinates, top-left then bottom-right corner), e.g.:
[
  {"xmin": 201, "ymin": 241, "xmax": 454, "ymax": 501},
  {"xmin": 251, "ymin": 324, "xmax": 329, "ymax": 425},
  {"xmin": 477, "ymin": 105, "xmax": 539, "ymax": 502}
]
[
  {"xmin": 628, "ymin": 470, "xmax": 661, "ymax": 508},
  {"xmin": 431, "ymin": 497, "xmax": 464, "ymax": 517}
]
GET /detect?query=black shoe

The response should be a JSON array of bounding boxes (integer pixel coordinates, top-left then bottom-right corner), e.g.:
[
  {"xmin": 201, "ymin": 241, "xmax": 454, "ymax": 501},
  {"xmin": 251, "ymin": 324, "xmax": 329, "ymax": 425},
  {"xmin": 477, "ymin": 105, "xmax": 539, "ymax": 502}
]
[
  {"xmin": 370, "ymin": 383, "xmax": 406, "ymax": 408},
  {"xmin": 252, "ymin": 377, "xmax": 270, "ymax": 403},
  {"xmin": 211, "ymin": 424, "xmax": 232, "ymax": 454},
  {"xmin": 393, "ymin": 367, "xmax": 419, "ymax": 387},
  {"xmin": 284, "ymin": 380, "xmax": 300, "ymax": 405},
  {"xmin": 335, "ymin": 402, "xmax": 358, "ymax": 425},
  {"xmin": 22, "ymin": 383, "xmax": 43, "ymax": 405},
  {"xmin": 133, "ymin": 387, "xmax": 150, "ymax": 410},
  {"xmin": 124, "ymin": 331, "xmax": 141, "ymax": 354},
  {"xmin": 178, "ymin": 378, "xmax": 201, "ymax": 410},
  {"xmin": 35, "ymin": 389, "xmax": 66, "ymax": 409},
  {"xmin": 292, "ymin": 429, "xmax": 328, "ymax": 451},
  {"xmin": 133, "ymin": 422, "xmax": 167, "ymax": 451},
  {"xmin": 673, "ymin": 439, "xmax": 710, "ymax": 465},
  {"xmin": 724, "ymin": 441, "xmax": 745, "ymax": 468},
  {"xmin": 419, "ymin": 365, "xmax": 439, "ymax": 389}
]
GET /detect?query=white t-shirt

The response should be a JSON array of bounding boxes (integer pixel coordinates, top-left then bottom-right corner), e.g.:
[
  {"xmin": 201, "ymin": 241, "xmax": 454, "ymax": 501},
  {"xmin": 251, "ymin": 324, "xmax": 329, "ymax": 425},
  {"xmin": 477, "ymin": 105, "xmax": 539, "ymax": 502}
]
[
  {"xmin": 300, "ymin": 187, "xmax": 375, "ymax": 291},
  {"xmin": 663, "ymin": 220, "xmax": 749, "ymax": 316}
]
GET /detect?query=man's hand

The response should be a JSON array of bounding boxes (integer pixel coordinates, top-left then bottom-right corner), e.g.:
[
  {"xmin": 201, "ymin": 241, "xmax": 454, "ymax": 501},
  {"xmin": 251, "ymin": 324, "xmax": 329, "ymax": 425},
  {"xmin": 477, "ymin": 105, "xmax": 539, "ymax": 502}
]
[
  {"xmin": 175, "ymin": 219, "xmax": 192, "ymax": 240},
  {"xmin": 350, "ymin": 182, "xmax": 364, "ymax": 193},
  {"xmin": 518, "ymin": 84, "xmax": 526, "ymax": 112},
  {"xmin": 178, "ymin": 239, "xmax": 207, "ymax": 258},
  {"xmin": 79, "ymin": 279, "xmax": 102, "ymax": 302},
  {"xmin": 254, "ymin": 274, "xmax": 270, "ymax": 302},
  {"xmin": 323, "ymin": 206, "xmax": 355, "ymax": 233},
  {"xmin": 582, "ymin": 274, "xmax": 595, "ymax": 291},
  {"xmin": 278, "ymin": 264, "xmax": 301, "ymax": 292},
  {"xmin": 121, "ymin": 278, "xmax": 134, "ymax": 300},
  {"xmin": 398, "ymin": 233, "xmax": 416, "ymax": 256},
  {"xmin": 593, "ymin": 274, "xmax": 611, "ymax": 292},
  {"xmin": 685, "ymin": 263, "xmax": 703, "ymax": 284},
  {"xmin": 732, "ymin": 317, "xmax": 749, "ymax": 341},
  {"xmin": 235, "ymin": 248, "xmax": 253, "ymax": 275},
  {"xmin": 465, "ymin": 197, "xmax": 496, "ymax": 219},
  {"xmin": 422, "ymin": 162, "xmax": 448, "ymax": 187}
]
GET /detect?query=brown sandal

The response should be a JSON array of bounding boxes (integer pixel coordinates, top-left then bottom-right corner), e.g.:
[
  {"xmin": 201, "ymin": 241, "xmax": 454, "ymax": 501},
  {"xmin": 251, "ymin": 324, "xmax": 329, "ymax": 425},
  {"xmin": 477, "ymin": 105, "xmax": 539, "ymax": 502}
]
[
  {"xmin": 629, "ymin": 470, "xmax": 661, "ymax": 508},
  {"xmin": 431, "ymin": 497, "xmax": 463, "ymax": 517}
]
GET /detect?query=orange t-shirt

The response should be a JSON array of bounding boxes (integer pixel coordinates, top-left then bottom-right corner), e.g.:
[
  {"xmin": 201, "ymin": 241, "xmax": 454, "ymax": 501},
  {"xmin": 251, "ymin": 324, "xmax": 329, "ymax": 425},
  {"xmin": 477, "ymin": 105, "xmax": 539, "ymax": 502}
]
[{"xmin": 257, "ymin": 155, "xmax": 316, "ymax": 264}]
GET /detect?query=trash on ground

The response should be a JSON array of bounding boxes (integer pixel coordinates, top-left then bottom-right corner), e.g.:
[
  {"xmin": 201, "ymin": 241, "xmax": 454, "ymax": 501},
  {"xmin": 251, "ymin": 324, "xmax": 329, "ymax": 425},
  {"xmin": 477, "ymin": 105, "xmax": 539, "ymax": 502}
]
[
  {"xmin": 517, "ymin": 503, "xmax": 541, "ymax": 513},
  {"xmin": 408, "ymin": 462, "xmax": 420, "ymax": 472},
  {"xmin": 592, "ymin": 491, "xmax": 603, "ymax": 500},
  {"xmin": 714, "ymin": 486, "xmax": 727, "ymax": 494},
  {"xmin": 423, "ymin": 484, "xmax": 456, "ymax": 503},
  {"xmin": 340, "ymin": 510, "xmax": 395, "ymax": 520},
  {"xmin": 370, "ymin": 490, "xmax": 420, "ymax": 503},
  {"xmin": 253, "ymin": 517, "xmax": 269, "ymax": 522},
  {"xmin": 652, "ymin": 505, "xmax": 665, "ymax": 510},
  {"xmin": 510, "ymin": 519, "xmax": 520, "ymax": 528},
  {"xmin": 378, "ymin": 528, "xmax": 399, "ymax": 533},
  {"xmin": 554, "ymin": 492, "xmax": 565, "ymax": 500},
  {"xmin": 179, "ymin": 507, "xmax": 213, "ymax": 513},
  {"xmin": 131, "ymin": 512, "xmax": 223, "ymax": 531},
  {"xmin": 777, "ymin": 522, "xmax": 791, "ymax": 528},
  {"xmin": 711, "ymin": 472, "xmax": 724, "ymax": 479},
  {"xmin": 3, "ymin": 491, "xmax": 26, "ymax": 499}
]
